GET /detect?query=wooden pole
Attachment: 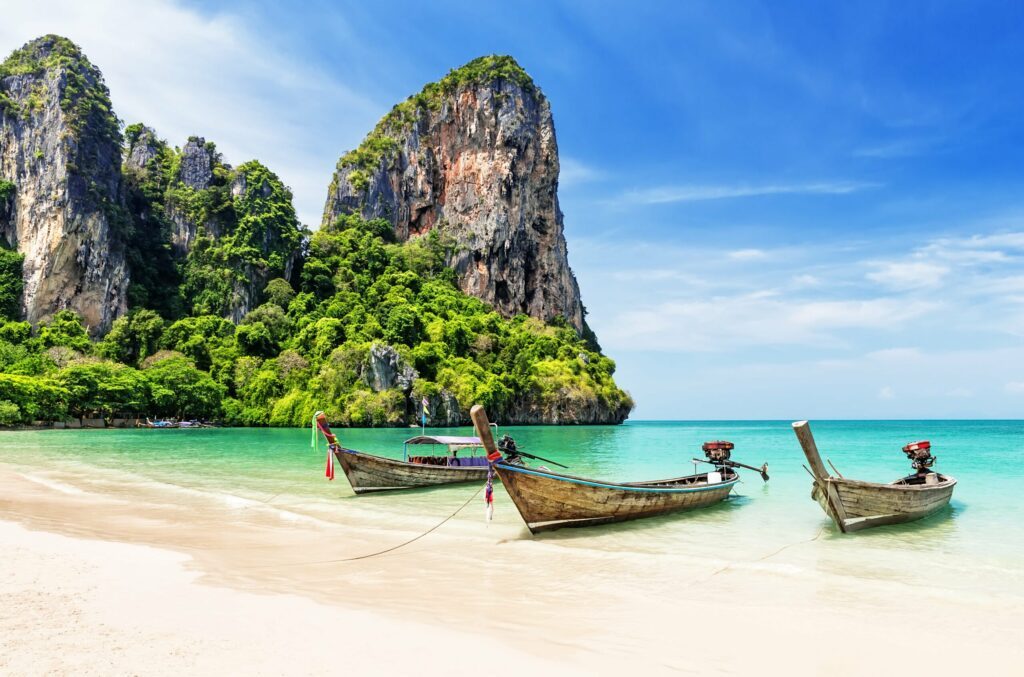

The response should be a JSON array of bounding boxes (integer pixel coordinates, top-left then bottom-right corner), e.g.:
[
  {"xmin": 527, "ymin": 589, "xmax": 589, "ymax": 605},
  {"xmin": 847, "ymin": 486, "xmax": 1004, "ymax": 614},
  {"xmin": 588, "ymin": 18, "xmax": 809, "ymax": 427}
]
[
  {"xmin": 792, "ymin": 420, "xmax": 848, "ymax": 532},
  {"xmin": 470, "ymin": 405, "xmax": 500, "ymax": 460},
  {"xmin": 792, "ymin": 420, "xmax": 829, "ymax": 480}
]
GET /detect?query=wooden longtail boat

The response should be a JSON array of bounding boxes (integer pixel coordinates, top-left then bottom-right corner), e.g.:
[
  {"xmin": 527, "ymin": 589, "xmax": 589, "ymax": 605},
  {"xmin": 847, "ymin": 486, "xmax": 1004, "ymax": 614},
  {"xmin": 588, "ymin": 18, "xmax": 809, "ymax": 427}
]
[
  {"xmin": 792, "ymin": 420, "xmax": 957, "ymax": 533},
  {"xmin": 470, "ymin": 405, "xmax": 765, "ymax": 534},
  {"xmin": 314, "ymin": 413, "xmax": 491, "ymax": 494}
]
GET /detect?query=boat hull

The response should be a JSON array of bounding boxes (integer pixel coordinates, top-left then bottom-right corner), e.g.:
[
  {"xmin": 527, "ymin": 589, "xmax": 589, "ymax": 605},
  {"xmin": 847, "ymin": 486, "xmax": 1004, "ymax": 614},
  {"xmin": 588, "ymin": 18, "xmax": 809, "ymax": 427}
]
[
  {"xmin": 811, "ymin": 475, "xmax": 956, "ymax": 532},
  {"xmin": 334, "ymin": 448, "xmax": 489, "ymax": 494},
  {"xmin": 494, "ymin": 463, "xmax": 738, "ymax": 533}
]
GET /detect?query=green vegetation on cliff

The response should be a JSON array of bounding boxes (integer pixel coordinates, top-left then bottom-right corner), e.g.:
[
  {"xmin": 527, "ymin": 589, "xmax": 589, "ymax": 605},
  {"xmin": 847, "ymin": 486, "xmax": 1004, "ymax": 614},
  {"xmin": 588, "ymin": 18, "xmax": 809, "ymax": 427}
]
[
  {"xmin": 0, "ymin": 213, "xmax": 631, "ymax": 426},
  {"xmin": 121, "ymin": 124, "xmax": 183, "ymax": 316},
  {"xmin": 120, "ymin": 127, "xmax": 304, "ymax": 319},
  {"xmin": 182, "ymin": 159, "xmax": 303, "ymax": 318},
  {"xmin": 0, "ymin": 244, "xmax": 24, "ymax": 321}
]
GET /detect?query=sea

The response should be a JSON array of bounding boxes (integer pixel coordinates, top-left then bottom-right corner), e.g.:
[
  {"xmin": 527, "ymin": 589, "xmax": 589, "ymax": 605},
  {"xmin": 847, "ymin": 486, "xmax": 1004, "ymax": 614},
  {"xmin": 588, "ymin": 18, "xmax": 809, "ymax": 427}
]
[{"xmin": 2, "ymin": 420, "xmax": 1023, "ymax": 601}]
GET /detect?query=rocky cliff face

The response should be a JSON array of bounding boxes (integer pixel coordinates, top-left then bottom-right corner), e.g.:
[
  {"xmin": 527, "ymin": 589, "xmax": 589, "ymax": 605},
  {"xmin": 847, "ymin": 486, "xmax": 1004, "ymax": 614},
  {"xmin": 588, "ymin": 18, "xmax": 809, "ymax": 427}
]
[
  {"xmin": 322, "ymin": 56, "xmax": 585, "ymax": 334},
  {"xmin": 166, "ymin": 136, "xmax": 225, "ymax": 255},
  {"xmin": 0, "ymin": 35, "xmax": 128, "ymax": 334}
]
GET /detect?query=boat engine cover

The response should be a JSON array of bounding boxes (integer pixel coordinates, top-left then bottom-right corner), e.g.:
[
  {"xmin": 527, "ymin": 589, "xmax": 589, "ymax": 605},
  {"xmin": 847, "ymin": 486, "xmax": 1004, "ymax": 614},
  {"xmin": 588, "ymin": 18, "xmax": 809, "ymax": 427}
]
[{"xmin": 703, "ymin": 440, "xmax": 734, "ymax": 463}]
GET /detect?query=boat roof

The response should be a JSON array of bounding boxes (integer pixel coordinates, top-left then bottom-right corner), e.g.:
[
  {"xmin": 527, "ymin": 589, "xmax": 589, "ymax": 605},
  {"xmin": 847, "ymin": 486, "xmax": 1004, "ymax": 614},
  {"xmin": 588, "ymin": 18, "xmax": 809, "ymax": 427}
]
[{"xmin": 404, "ymin": 435, "xmax": 482, "ymax": 446}]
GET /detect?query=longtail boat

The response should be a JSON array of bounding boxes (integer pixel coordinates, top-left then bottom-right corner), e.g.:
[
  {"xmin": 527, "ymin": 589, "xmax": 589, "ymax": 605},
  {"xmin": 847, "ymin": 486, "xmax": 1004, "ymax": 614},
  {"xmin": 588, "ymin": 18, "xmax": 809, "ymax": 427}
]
[
  {"xmin": 314, "ymin": 412, "xmax": 491, "ymax": 494},
  {"xmin": 470, "ymin": 405, "xmax": 768, "ymax": 534},
  {"xmin": 792, "ymin": 420, "xmax": 957, "ymax": 533}
]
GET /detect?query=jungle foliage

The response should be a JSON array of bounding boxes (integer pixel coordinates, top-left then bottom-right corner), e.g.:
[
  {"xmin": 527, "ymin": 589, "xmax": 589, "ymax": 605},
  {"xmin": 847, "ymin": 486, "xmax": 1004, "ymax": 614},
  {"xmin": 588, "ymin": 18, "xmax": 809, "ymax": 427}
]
[{"xmin": 0, "ymin": 214, "xmax": 630, "ymax": 426}]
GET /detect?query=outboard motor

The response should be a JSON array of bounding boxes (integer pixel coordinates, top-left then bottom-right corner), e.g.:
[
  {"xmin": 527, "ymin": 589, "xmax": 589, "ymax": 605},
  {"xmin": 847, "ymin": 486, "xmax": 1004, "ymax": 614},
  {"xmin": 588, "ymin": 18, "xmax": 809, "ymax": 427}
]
[
  {"xmin": 698, "ymin": 440, "xmax": 769, "ymax": 482},
  {"xmin": 903, "ymin": 440, "xmax": 935, "ymax": 473},
  {"xmin": 498, "ymin": 434, "xmax": 521, "ymax": 462},
  {"xmin": 702, "ymin": 440, "xmax": 735, "ymax": 465}
]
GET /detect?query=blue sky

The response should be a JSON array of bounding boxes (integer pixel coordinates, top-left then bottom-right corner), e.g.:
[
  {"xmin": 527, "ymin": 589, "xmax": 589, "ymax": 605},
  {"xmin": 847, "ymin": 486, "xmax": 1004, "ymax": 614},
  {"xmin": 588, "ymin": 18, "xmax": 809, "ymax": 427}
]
[{"xmin": 5, "ymin": 1, "xmax": 1024, "ymax": 418}]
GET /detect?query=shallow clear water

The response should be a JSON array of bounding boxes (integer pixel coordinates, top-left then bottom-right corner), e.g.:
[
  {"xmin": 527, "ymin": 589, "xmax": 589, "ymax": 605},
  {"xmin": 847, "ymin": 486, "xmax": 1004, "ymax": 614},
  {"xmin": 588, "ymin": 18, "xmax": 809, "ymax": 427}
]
[{"xmin": 2, "ymin": 420, "xmax": 1022, "ymax": 598}]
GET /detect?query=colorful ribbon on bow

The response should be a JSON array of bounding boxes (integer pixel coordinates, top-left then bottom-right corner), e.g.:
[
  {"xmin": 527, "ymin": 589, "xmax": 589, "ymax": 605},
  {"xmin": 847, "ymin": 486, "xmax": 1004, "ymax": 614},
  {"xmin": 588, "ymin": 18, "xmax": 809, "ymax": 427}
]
[
  {"xmin": 313, "ymin": 411, "xmax": 336, "ymax": 481},
  {"xmin": 485, "ymin": 463, "xmax": 495, "ymax": 522}
]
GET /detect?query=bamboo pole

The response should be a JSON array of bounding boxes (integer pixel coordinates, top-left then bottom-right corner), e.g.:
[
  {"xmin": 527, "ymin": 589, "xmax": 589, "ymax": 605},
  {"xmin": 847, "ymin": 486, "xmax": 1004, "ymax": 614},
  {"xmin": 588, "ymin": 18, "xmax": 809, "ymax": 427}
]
[
  {"xmin": 792, "ymin": 420, "xmax": 829, "ymax": 480},
  {"xmin": 470, "ymin": 405, "xmax": 500, "ymax": 459},
  {"xmin": 792, "ymin": 420, "xmax": 848, "ymax": 532}
]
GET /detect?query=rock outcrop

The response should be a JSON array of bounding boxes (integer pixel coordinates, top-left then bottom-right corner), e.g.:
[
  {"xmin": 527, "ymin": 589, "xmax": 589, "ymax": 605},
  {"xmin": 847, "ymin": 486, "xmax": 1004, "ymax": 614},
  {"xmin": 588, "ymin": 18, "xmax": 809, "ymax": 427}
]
[
  {"xmin": 167, "ymin": 136, "xmax": 223, "ymax": 255},
  {"xmin": 322, "ymin": 56, "xmax": 586, "ymax": 333},
  {"xmin": 0, "ymin": 35, "xmax": 128, "ymax": 333},
  {"xmin": 364, "ymin": 343, "xmax": 416, "ymax": 393}
]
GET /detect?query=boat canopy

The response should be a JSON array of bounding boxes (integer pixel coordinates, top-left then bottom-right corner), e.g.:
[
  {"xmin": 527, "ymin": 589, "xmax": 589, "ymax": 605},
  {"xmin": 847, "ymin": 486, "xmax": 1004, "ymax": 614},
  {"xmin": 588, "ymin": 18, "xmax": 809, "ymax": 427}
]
[{"xmin": 404, "ymin": 435, "xmax": 482, "ymax": 447}]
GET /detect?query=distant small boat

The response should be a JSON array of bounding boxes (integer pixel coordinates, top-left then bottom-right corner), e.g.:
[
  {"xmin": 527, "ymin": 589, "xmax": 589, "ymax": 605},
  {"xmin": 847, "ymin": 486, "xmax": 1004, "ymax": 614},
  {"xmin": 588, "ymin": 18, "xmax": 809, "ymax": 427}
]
[
  {"xmin": 470, "ymin": 405, "xmax": 767, "ymax": 533},
  {"xmin": 138, "ymin": 418, "xmax": 212, "ymax": 429},
  {"xmin": 792, "ymin": 420, "xmax": 957, "ymax": 533},
  {"xmin": 139, "ymin": 418, "xmax": 177, "ymax": 428},
  {"xmin": 314, "ymin": 412, "xmax": 492, "ymax": 494}
]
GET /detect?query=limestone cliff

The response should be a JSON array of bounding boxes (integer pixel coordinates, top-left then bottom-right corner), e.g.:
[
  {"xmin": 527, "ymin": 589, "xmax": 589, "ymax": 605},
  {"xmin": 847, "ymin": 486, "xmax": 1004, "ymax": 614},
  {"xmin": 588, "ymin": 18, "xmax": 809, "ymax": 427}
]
[
  {"xmin": 122, "ymin": 125, "xmax": 303, "ymax": 322},
  {"xmin": 0, "ymin": 35, "xmax": 128, "ymax": 333},
  {"xmin": 322, "ymin": 56, "xmax": 586, "ymax": 334}
]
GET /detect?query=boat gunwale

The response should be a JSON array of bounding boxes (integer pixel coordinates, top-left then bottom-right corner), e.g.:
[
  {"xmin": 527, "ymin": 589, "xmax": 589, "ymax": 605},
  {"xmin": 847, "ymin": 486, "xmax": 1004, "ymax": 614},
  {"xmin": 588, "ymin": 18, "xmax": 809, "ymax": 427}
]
[
  {"xmin": 496, "ymin": 462, "xmax": 740, "ymax": 494},
  {"xmin": 335, "ymin": 447, "xmax": 491, "ymax": 472},
  {"xmin": 826, "ymin": 473, "xmax": 958, "ymax": 493}
]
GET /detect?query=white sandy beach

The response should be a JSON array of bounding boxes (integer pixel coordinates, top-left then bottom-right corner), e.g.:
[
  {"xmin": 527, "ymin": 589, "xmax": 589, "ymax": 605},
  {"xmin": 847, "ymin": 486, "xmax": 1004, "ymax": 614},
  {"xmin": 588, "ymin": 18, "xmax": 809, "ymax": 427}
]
[{"xmin": 1, "ymin": 464, "xmax": 1021, "ymax": 676}]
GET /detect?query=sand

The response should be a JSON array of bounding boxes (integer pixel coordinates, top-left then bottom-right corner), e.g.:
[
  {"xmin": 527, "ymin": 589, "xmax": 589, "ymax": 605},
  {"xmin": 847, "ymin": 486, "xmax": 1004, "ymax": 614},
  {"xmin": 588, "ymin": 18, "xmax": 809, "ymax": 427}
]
[{"xmin": 1, "ymin": 463, "xmax": 1021, "ymax": 675}]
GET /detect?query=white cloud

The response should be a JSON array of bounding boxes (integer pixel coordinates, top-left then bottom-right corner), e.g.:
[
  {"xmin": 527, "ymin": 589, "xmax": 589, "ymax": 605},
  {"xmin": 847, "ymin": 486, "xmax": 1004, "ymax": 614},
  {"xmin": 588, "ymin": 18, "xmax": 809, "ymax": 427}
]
[
  {"xmin": 1005, "ymin": 382, "xmax": 1024, "ymax": 394},
  {"xmin": 878, "ymin": 386, "xmax": 895, "ymax": 400},
  {"xmin": 0, "ymin": 0, "xmax": 382, "ymax": 227},
  {"xmin": 791, "ymin": 274, "xmax": 821, "ymax": 288},
  {"xmin": 600, "ymin": 294, "xmax": 937, "ymax": 352},
  {"xmin": 559, "ymin": 157, "xmax": 604, "ymax": 186},
  {"xmin": 917, "ymin": 231, "xmax": 1024, "ymax": 265},
  {"xmin": 727, "ymin": 248, "xmax": 766, "ymax": 261},
  {"xmin": 866, "ymin": 261, "xmax": 949, "ymax": 290},
  {"xmin": 612, "ymin": 180, "xmax": 878, "ymax": 206}
]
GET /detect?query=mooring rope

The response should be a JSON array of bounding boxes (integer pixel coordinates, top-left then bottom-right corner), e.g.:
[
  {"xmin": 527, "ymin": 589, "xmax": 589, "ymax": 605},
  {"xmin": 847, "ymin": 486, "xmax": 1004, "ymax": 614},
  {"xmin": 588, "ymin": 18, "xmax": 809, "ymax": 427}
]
[
  {"xmin": 687, "ymin": 525, "xmax": 827, "ymax": 586},
  {"xmin": 244, "ymin": 484, "xmax": 484, "ymax": 568}
]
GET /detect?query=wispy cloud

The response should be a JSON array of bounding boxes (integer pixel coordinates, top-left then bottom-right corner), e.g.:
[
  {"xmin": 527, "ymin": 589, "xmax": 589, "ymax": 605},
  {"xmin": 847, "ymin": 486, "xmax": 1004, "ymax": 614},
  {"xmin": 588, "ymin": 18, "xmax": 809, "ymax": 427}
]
[
  {"xmin": 727, "ymin": 248, "xmax": 767, "ymax": 261},
  {"xmin": 600, "ymin": 294, "xmax": 937, "ymax": 352},
  {"xmin": 852, "ymin": 137, "xmax": 940, "ymax": 159},
  {"xmin": 559, "ymin": 157, "xmax": 605, "ymax": 187},
  {"xmin": 612, "ymin": 180, "xmax": 878, "ymax": 206},
  {"xmin": 866, "ymin": 347, "xmax": 923, "ymax": 362},
  {"xmin": 866, "ymin": 261, "xmax": 949, "ymax": 290},
  {"xmin": 580, "ymin": 221, "xmax": 1024, "ymax": 356},
  {"xmin": 791, "ymin": 274, "xmax": 821, "ymax": 288}
]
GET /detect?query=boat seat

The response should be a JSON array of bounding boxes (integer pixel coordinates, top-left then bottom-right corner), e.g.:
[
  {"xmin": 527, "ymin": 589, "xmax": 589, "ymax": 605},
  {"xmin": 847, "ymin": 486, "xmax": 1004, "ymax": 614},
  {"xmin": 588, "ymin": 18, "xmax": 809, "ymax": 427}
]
[{"xmin": 449, "ymin": 456, "xmax": 489, "ymax": 467}]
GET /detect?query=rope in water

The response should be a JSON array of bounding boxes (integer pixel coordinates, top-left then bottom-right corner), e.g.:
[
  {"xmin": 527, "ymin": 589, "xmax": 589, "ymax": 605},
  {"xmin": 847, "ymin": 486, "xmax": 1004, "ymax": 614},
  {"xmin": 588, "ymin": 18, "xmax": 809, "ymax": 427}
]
[
  {"xmin": 688, "ymin": 525, "xmax": 827, "ymax": 586},
  {"xmin": 246, "ymin": 484, "xmax": 484, "ymax": 568}
]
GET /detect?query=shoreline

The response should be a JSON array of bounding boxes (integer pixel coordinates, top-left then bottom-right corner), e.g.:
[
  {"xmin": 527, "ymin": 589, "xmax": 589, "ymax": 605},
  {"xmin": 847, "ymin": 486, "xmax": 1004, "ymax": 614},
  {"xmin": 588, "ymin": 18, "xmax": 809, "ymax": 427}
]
[{"xmin": 2, "ymin": 461, "xmax": 1022, "ymax": 675}]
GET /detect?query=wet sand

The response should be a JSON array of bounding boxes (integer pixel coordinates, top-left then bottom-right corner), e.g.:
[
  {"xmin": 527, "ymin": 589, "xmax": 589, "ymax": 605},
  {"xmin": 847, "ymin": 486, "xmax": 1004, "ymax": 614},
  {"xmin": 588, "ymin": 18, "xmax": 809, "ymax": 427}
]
[{"xmin": 1, "ymin": 463, "xmax": 1021, "ymax": 675}]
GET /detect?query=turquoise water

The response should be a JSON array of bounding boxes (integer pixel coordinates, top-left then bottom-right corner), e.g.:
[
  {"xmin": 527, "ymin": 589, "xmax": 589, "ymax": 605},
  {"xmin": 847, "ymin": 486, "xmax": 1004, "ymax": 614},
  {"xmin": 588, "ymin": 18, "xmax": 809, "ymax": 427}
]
[{"xmin": 3, "ymin": 420, "xmax": 1023, "ymax": 597}]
